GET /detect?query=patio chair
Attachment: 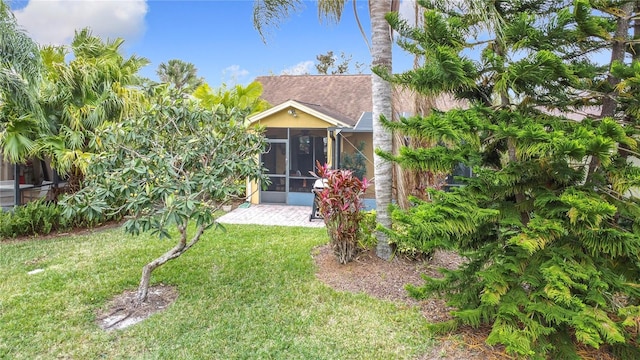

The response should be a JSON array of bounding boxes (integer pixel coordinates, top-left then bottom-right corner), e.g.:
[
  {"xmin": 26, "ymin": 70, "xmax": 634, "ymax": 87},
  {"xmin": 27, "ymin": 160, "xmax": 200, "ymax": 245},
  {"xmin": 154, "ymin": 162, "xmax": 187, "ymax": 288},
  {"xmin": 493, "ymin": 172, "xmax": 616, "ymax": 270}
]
[
  {"xmin": 0, "ymin": 189, "xmax": 13, "ymax": 208},
  {"xmin": 23, "ymin": 181, "xmax": 53, "ymax": 202}
]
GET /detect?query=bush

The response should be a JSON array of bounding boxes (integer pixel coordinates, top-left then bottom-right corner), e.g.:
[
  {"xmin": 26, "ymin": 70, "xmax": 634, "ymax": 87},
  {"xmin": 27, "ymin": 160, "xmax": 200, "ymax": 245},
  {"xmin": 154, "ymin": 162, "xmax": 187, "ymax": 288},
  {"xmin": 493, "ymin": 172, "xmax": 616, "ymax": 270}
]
[
  {"xmin": 357, "ymin": 210, "xmax": 377, "ymax": 250},
  {"xmin": 0, "ymin": 200, "xmax": 66, "ymax": 238},
  {"xmin": 0, "ymin": 200, "xmax": 121, "ymax": 240},
  {"xmin": 316, "ymin": 162, "xmax": 369, "ymax": 264}
]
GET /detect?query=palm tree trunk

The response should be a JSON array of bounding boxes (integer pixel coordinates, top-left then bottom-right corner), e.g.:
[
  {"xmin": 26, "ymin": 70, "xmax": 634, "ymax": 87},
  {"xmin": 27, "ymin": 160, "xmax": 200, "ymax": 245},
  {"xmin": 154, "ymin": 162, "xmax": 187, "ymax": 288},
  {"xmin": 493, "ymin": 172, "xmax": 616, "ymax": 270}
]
[{"xmin": 371, "ymin": 0, "xmax": 394, "ymax": 260}]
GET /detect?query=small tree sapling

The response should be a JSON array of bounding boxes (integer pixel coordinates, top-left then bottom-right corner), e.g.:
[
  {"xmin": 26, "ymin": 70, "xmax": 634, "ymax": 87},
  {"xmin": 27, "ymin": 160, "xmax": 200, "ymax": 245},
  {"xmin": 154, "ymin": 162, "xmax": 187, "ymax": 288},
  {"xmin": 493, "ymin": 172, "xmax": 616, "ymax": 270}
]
[{"xmin": 62, "ymin": 85, "xmax": 267, "ymax": 304}]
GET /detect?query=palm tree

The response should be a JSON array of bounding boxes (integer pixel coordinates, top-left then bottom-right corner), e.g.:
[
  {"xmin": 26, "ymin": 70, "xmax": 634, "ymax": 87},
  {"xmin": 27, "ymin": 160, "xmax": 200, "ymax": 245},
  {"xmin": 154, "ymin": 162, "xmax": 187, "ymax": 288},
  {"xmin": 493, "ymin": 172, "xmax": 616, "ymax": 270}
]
[
  {"xmin": 156, "ymin": 59, "xmax": 204, "ymax": 94},
  {"xmin": 253, "ymin": 0, "xmax": 397, "ymax": 260},
  {"xmin": 0, "ymin": 0, "xmax": 44, "ymax": 163},
  {"xmin": 38, "ymin": 28, "xmax": 149, "ymax": 190},
  {"xmin": 369, "ymin": 0, "xmax": 394, "ymax": 260}
]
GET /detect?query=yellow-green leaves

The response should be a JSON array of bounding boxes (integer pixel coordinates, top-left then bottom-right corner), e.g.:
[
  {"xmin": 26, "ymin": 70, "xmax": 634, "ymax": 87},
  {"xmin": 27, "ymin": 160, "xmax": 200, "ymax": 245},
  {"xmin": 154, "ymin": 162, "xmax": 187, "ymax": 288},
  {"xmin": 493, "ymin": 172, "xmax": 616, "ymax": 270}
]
[{"xmin": 561, "ymin": 190, "xmax": 616, "ymax": 227}]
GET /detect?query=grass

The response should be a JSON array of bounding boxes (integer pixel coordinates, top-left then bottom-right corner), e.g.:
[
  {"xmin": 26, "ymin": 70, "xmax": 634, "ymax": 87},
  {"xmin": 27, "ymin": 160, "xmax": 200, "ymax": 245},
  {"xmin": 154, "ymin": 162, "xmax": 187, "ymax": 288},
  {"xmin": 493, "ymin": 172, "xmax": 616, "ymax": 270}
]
[{"xmin": 0, "ymin": 224, "xmax": 432, "ymax": 359}]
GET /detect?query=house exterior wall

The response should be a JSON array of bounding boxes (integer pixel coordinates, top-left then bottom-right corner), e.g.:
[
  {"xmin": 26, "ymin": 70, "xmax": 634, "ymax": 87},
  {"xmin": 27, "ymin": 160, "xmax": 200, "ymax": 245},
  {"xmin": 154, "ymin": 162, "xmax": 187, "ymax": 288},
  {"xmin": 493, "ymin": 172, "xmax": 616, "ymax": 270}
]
[
  {"xmin": 338, "ymin": 132, "xmax": 375, "ymax": 201},
  {"xmin": 340, "ymin": 132, "xmax": 374, "ymax": 180},
  {"xmin": 247, "ymin": 108, "xmax": 341, "ymax": 205},
  {"xmin": 251, "ymin": 109, "xmax": 334, "ymax": 129}
]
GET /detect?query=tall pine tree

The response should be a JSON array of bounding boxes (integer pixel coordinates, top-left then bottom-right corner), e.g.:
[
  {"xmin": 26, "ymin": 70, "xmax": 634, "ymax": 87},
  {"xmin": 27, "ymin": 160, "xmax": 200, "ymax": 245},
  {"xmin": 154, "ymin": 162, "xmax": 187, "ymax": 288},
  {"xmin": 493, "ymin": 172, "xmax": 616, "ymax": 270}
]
[{"xmin": 382, "ymin": 1, "xmax": 640, "ymax": 358}]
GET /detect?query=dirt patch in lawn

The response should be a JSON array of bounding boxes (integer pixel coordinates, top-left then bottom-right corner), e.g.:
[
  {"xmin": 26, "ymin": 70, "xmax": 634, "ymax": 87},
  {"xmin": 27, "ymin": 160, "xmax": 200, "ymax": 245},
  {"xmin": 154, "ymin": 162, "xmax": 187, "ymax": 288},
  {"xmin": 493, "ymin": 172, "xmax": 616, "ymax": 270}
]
[
  {"xmin": 313, "ymin": 244, "xmax": 617, "ymax": 360},
  {"xmin": 96, "ymin": 284, "xmax": 178, "ymax": 331}
]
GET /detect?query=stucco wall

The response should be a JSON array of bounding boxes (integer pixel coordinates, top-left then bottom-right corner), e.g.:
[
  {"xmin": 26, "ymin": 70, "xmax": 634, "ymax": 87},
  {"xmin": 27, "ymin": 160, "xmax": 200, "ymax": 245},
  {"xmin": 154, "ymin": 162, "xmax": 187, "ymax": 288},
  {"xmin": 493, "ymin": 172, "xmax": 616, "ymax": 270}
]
[
  {"xmin": 340, "ymin": 132, "xmax": 375, "ymax": 197},
  {"xmin": 251, "ymin": 109, "xmax": 334, "ymax": 129},
  {"xmin": 247, "ymin": 107, "xmax": 340, "ymax": 205}
]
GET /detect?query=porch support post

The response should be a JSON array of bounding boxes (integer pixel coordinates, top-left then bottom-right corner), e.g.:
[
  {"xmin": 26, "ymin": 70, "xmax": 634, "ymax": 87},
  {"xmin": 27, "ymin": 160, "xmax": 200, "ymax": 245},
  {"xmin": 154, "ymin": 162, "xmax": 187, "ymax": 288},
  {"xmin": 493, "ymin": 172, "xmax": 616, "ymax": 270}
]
[
  {"xmin": 336, "ymin": 132, "xmax": 342, "ymax": 169},
  {"xmin": 13, "ymin": 163, "xmax": 20, "ymax": 206}
]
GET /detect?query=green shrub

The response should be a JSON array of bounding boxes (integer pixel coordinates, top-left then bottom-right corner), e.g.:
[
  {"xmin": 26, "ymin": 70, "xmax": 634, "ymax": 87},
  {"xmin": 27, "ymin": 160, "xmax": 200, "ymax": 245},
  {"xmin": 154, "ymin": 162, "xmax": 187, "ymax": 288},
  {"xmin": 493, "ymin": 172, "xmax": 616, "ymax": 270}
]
[
  {"xmin": 0, "ymin": 200, "xmax": 65, "ymax": 238},
  {"xmin": 382, "ymin": 2, "xmax": 640, "ymax": 358},
  {"xmin": 357, "ymin": 210, "xmax": 377, "ymax": 250},
  {"xmin": 0, "ymin": 200, "xmax": 121, "ymax": 240}
]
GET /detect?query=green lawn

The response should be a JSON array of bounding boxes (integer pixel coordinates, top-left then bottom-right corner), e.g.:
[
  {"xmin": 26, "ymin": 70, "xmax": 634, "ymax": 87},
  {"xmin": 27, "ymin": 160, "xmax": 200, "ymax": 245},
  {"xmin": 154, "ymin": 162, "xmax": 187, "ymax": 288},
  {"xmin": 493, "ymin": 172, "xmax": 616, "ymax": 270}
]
[{"xmin": 0, "ymin": 224, "xmax": 432, "ymax": 359}]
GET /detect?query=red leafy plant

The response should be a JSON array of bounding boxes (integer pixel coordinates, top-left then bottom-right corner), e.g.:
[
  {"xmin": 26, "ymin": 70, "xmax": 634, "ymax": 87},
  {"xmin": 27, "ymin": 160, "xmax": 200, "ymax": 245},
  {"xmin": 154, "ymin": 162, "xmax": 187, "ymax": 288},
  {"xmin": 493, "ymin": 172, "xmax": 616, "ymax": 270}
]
[{"xmin": 315, "ymin": 162, "xmax": 369, "ymax": 264}]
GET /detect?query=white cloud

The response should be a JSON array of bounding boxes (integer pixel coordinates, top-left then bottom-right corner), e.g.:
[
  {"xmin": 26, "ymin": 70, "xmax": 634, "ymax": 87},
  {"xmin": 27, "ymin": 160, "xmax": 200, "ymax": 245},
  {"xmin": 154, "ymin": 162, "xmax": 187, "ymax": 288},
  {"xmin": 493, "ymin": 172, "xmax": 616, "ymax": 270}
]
[
  {"xmin": 223, "ymin": 65, "xmax": 249, "ymax": 79},
  {"xmin": 13, "ymin": 0, "xmax": 148, "ymax": 45},
  {"xmin": 222, "ymin": 65, "xmax": 250, "ymax": 84},
  {"xmin": 280, "ymin": 61, "xmax": 314, "ymax": 75}
]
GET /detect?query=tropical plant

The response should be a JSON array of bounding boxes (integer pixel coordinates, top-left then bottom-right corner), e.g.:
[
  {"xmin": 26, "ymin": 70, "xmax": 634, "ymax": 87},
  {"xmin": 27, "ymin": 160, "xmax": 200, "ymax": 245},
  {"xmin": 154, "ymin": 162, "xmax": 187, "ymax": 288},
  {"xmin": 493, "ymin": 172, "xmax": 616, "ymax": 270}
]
[
  {"xmin": 0, "ymin": 200, "xmax": 57, "ymax": 238},
  {"xmin": 316, "ymin": 162, "xmax": 369, "ymax": 264},
  {"xmin": 253, "ymin": 0, "xmax": 398, "ymax": 260},
  {"xmin": 192, "ymin": 81, "xmax": 270, "ymax": 117},
  {"xmin": 0, "ymin": 0, "xmax": 45, "ymax": 163},
  {"xmin": 38, "ymin": 28, "xmax": 149, "ymax": 190},
  {"xmin": 382, "ymin": 1, "xmax": 640, "ymax": 358},
  {"xmin": 156, "ymin": 59, "xmax": 204, "ymax": 94},
  {"xmin": 61, "ymin": 85, "xmax": 267, "ymax": 304}
]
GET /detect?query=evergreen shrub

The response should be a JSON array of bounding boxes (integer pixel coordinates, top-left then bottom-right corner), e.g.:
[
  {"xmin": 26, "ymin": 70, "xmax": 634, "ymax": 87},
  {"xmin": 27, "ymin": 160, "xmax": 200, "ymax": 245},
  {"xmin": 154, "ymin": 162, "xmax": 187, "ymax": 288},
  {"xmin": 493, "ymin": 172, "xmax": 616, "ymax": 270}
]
[{"xmin": 381, "ymin": 2, "xmax": 640, "ymax": 358}]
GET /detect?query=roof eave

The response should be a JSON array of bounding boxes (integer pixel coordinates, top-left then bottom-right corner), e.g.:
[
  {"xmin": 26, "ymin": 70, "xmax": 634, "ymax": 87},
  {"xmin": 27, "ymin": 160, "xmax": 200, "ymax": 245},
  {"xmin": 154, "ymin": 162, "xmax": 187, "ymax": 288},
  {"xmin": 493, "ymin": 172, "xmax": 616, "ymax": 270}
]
[{"xmin": 247, "ymin": 99, "xmax": 352, "ymax": 128}]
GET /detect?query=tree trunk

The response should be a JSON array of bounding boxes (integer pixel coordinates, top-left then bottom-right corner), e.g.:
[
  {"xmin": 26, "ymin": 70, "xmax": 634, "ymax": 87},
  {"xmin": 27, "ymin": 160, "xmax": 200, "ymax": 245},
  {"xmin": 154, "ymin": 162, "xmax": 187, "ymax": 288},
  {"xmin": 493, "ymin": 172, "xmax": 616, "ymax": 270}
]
[
  {"xmin": 634, "ymin": 2, "xmax": 640, "ymax": 62},
  {"xmin": 394, "ymin": 3, "xmax": 445, "ymax": 208},
  {"xmin": 371, "ymin": 0, "xmax": 394, "ymax": 260},
  {"xmin": 586, "ymin": 1, "xmax": 634, "ymax": 181},
  {"xmin": 600, "ymin": 1, "xmax": 633, "ymax": 118},
  {"xmin": 135, "ymin": 225, "xmax": 205, "ymax": 304}
]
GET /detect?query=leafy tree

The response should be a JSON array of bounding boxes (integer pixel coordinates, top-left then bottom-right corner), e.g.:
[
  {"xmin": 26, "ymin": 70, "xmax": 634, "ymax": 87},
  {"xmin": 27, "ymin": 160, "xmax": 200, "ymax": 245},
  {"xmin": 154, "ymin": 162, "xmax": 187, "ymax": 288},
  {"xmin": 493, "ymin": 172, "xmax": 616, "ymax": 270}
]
[
  {"xmin": 62, "ymin": 85, "xmax": 267, "ymax": 304},
  {"xmin": 253, "ymin": 0, "xmax": 398, "ymax": 260},
  {"xmin": 383, "ymin": 1, "xmax": 640, "ymax": 358},
  {"xmin": 315, "ymin": 50, "xmax": 364, "ymax": 74},
  {"xmin": 0, "ymin": 0, "xmax": 44, "ymax": 163},
  {"xmin": 156, "ymin": 59, "xmax": 204, "ymax": 94},
  {"xmin": 38, "ymin": 29, "xmax": 149, "ymax": 190}
]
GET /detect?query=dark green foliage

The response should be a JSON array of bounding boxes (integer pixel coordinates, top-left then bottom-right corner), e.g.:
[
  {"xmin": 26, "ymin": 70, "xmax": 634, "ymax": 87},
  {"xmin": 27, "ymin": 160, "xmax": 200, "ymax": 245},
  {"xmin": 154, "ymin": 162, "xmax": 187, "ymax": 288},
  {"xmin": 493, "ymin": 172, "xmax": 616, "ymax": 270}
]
[
  {"xmin": 0, "ymin": 200, "xmax": 100, "ymax": 239},
  {"xmin": 62, "ymin": 85, "xmax": 267, "ymax": 240},
  {"xmin": 384, "ymin": 1, "xmax": 640, "ymax": 358},
  {"xmin": 0, "ymin": 200, "xmax": 120, "ymax": 239},
  {"xmin": 357, "ymin": 210, "xmax": 377, "ymax": 250}
]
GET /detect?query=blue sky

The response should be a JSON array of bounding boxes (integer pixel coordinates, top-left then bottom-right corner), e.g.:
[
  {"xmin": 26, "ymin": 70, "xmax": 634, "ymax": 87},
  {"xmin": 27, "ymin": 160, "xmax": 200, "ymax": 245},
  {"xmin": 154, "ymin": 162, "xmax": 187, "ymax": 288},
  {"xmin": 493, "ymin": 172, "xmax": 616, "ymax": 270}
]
[{"xmin": 9, "ymin": 0, "xmax": 416, "ymax": 88}]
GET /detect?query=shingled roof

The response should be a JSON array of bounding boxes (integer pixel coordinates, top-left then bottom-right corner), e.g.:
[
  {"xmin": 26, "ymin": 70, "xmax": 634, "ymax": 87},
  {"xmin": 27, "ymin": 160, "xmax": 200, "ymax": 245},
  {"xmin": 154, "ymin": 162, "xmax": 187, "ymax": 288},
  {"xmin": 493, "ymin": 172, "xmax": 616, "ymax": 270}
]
[
  {"xmin": 256, "ymin": 75, "xmax": 375, "ymax": 127},
  {"xmin": 254, "ymin": 74, "xmax": 468, "ymax": 128}
]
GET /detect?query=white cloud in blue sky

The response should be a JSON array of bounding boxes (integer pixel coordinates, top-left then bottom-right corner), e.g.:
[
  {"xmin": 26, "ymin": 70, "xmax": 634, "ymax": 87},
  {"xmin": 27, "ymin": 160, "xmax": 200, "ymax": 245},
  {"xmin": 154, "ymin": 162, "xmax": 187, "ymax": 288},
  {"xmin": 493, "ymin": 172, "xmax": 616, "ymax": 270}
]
[
  {"xmin": 222, "ymin": 65, "xmax": 250, "ymax": 84},
  {"xmin": 13, "ymin": 0, "xmax": 148, "ymax": 45},
  {"xmin": 280, "ymin": 61, "xmax": 315, "ymax": 75}
]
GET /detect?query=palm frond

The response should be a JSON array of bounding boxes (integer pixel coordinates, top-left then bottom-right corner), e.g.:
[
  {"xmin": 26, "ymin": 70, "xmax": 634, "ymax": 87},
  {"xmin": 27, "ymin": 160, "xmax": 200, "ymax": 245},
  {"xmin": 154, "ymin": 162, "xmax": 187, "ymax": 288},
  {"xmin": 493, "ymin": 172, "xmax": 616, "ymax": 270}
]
[
  {"xmin": 318, "ymin": 0, "xmax": 347, "ymax": 24},
  {"xmin": 253, "ymin": 0, "xmax": 303, "ymax": 42}
]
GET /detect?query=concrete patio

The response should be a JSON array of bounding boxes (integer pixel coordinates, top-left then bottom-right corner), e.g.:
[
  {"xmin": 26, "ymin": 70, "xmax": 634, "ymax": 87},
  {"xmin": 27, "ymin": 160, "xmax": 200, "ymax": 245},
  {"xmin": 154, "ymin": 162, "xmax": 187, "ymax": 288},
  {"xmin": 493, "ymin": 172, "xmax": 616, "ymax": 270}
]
[{"xmin": 217, "ymin": 203, "xmax": 325, "ymax": 228}]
